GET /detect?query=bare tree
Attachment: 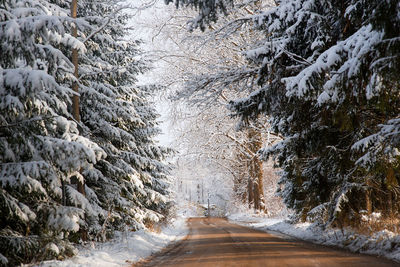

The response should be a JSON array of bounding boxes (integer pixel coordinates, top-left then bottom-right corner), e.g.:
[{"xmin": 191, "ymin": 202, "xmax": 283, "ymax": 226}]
[{"xmin": 136, "ymin": 1, "xmax": 284, "ymax": 213}]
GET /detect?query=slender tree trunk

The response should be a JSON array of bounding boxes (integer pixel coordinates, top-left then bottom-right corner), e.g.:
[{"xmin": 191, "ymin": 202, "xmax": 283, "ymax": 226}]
[
  {"xmin": 71, "ymin": 0, "xmax": 85, "ymax": 196},
  {"xmin": 250, "ymin": 160, "xmax": 259, "ymax": 210},
  {"xmin": 256, "ymin": 158, "xmax": 265, "ymax": 212},
  {"xmin": 365, "ymin": 178, "xmax": 372, "ymax": 215},
  {"xmin": 234, "ymin": 149, "xmax": 248, "ymax": 203},
  {"xmin": 247, "ymin": 127, "xmax": 265, "ymax": 212},
  {"xmin": 248, "ymin": 178, "xmax": 253, "ymax": 209},
  {"xmin": 71, "ymin": 0, "xmax": 80, "ymax": 123},
  {"xmin": 254, "ymin": 180, "xmax": 260, "ymax": 210},
  {"xmin": 71, "ymin": 0, "xmax": 87, "ymax": 241},
  {"xmin": 61, "ymin": 179, "xmax": 66, "ymax": 206}
]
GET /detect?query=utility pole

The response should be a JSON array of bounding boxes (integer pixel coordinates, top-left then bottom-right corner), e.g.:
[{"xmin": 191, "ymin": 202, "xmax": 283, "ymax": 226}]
[
  {"xmin": 207, "ymin": 192, "xmax": 210, "ymax": 218},
  {"xmin": 201, "ymin": 180, "xmax": 204, "ymax": 203}
]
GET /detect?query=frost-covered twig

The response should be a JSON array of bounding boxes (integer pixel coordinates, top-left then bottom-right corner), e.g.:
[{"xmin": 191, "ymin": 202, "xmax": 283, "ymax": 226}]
[{"xmin": 84, "ymin": 1, "xmax": 157, "ymax": 43}]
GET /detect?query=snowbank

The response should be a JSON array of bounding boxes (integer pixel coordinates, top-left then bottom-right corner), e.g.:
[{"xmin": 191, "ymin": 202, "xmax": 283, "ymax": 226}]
[
  {"xmin": 228, "ymin": 211, "xmax": 400, "ymax": 263},
  {"xmin": 35, "ymin": 217, "xmax": 188, "ymax": 267}
]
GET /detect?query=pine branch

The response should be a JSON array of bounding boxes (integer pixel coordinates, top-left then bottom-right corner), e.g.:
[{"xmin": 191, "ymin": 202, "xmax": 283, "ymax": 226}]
[{"xmin": 0, "ymin": 116, "xmax": 56, "ymax": 129}]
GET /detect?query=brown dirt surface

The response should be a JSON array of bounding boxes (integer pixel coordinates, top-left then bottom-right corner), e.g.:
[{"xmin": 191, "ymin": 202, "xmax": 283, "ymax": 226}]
[{"xmin": 133, "ymin": 217, "xmax": 399, "ymax": 267}]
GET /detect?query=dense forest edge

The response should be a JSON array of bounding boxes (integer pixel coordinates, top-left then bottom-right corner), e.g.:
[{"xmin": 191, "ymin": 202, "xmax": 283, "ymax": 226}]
[
  {"xmin": 0, "ymin": 1, "xmax": 172, "ymax": 266},
  {"xmin": 166, "ymin": 0, "xmax": 400, "ymax": 243}
]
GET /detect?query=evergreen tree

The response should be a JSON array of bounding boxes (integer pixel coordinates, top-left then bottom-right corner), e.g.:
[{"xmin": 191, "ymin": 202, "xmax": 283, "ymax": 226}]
[
  {"xmin": 0, "ymin": 0, "xmax": 172, "ymax": 265},
  {"xmin": 231, "ymin": 0, "xmax": 400, "ymax": 226},
  {"xmin": 78, "ymin": 0, "xmax": 172, "ymax": 233},
  {"xmin": 0, "ymin": 0, "xmax": 105, "ymax": 265}
]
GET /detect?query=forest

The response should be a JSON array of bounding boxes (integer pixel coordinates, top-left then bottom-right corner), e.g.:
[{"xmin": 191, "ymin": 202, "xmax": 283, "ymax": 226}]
[
  {"xmin": 163, "ymin": 0, "xmax": 400, "ymax": 228},
  {"xmin": 1, "ymin": 0, "xmax": 400, "ymax": 266},
  {"xmin": 0, "ymin": 1, "xmax": 172, "ymax": 265}
]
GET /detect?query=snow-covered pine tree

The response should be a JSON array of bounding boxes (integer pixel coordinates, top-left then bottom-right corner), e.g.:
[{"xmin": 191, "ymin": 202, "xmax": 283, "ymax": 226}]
[
  {"xmin": 0, "ymin": 0, "xmax": 105, "ymax": 265},
  {"xmin": 230, "ymin": 0, "xmax": 400, "ymax": 226},
  {"xmin": 230, "ymin": 0, "xmax": 356, "ymax": 224},
  {"xmin": 345, "ymin": 0, "xmax": 400, "ymax": 221},
  {"xmin": 78, "ymin": 0, "xmax": 172, "ymax": 233}
]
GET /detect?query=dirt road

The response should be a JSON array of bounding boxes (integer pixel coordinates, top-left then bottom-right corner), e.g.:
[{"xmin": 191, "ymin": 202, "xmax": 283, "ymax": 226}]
[{"xmin": 135, "ymin": 217, "xmax": 398, "ymax": 267}]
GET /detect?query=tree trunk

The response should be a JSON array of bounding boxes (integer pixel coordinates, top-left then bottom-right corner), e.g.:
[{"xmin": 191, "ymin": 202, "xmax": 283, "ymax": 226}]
[
  {"xmin": 234, "ymin": 149, "xmax": 249, "ymax": 203},
  {"xmin": 248, "ymin": 178, "xmax": 253, "ymax": 209},
  {"xmin": 71, "ymin": 0, "xmax": 87, "ymax": 241},
  {"xmin": 365, "ymin": 178, "xmax": 372, "ymax": 215},
  {"xmin": 247, "ymin": 127, "xmax": 265, "ymax": 212},
  {"xmin": 254, "ymin": 180, "xmax": 260, "ymax": 210},
  {"xmin": 256, "ymin": 158, "xmax": 265, "ymax": 212},
  {"xmin": 71, "ymin": 0, "xmax": 85, "ymax": 196},
  {"xmin": 71, "ymin": 0, "xmax": 79, "ymax": 121}
]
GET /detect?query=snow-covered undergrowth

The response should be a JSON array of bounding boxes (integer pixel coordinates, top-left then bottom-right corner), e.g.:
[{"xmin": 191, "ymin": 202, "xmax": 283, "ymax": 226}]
[
  {"xmin": 35, "ymin": 217, "xmax": 188, "ymax": 267},
  {"xmin": 177, "ymin": 202, "xmax": 207, "ymax": 218},
  {"xmin": 228, "ymin": 211, "xmax": 400, "ymax": 263}
]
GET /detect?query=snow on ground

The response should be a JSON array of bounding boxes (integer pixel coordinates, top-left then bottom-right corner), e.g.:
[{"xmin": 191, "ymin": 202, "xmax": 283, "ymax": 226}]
[
  {"xmin": 177, "ymin": 202, "xmax": 207, "ymax": 218},
  {"xmin": 228, "ymin": 210, "xmax": 400, "ymax": 263},
  {"xmin": 32, "ymin": 201, "xmax": 400, "ymax": 266},
  {"xmin": 34, "ymin": 200, "xmax": 205, "ymax": 267},
  {"xmin": 35, "ymin": 217, "xmax": 188, "ymax": 267}
]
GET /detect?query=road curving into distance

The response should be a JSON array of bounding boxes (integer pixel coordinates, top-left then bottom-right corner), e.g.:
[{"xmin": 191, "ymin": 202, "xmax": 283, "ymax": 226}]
[{"xmin": 134, "ymin": 217, "xmax": 398, "ymax": 267}]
